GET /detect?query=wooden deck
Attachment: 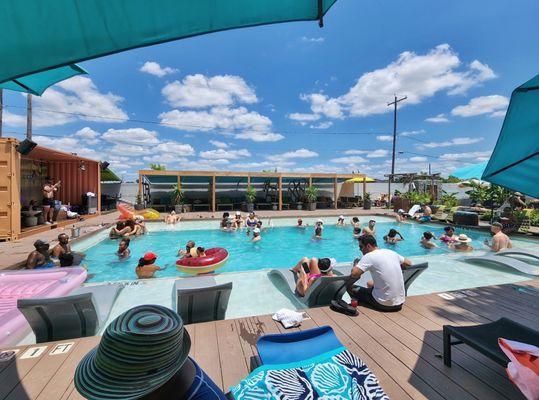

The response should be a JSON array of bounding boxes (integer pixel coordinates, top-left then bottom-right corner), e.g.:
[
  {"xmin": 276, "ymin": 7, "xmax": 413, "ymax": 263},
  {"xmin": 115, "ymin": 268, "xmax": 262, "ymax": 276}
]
[{"xmin": 1, "ymin": 280, "xmax": 538, "ymax": 399}]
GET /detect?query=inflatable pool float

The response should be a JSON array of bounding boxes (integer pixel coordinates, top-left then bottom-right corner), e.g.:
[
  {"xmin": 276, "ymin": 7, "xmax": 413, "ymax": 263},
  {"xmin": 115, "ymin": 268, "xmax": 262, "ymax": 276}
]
[
  {"xmin": 0, "ymin": 267, "xmax": 87, "ymax": 347},
  {"xmin": 176, "ymin": 248, "xmax": 229, "ymax": 275},
  {"xmin": 117, "ymin": 203, "xmax": 160, "ymax": 220}
]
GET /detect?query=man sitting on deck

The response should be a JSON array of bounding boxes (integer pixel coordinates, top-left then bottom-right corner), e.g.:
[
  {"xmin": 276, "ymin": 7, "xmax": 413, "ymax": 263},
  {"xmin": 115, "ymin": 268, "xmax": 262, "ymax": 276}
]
[
  {"xmin": 347, "ymin": 235, "xmax": 411, "ymax": 312},
  {"xmin": 484, "ymin": 222, "xmax": 513, "ymax": 252}
]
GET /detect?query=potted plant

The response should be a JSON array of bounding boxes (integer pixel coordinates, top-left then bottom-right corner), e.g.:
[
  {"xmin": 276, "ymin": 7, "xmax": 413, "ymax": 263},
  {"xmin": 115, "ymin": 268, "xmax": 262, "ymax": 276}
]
[
  {"xmin": 245, "ymin": 185, "xmax": 256, "ymax": 213},
  {"xmin": 363, "ymin": 192, "xmax": 372, "ymax": 210},
  {"xmin": 305, "ymin": 185, "xmax": 318, "ymax": 211},
  {"xmin": 134, "ymin": 194, "xmax": 144, "ymax": 210},
  {"xmin": 170, "ymin": 184, "xmax": 184, "ymax": 213}
]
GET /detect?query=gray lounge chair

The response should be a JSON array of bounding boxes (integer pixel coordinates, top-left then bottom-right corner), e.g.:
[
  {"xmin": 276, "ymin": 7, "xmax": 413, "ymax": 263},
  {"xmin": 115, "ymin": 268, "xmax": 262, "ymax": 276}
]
[
  {"xmin": 333, "ymin": 262, "xmax": 428, "ymax": 295},
  {"xmin": 173, "ymin": 276, "xmax": 232, "ymax": 324},
  {"xmin": 268, "ymin": 270, "xmax": 349, "ymax": 308},
  {"xmin": 17, "ymin": 284, "xmax": 122, "ymax": 343},
  {"xmin": 443, "ymin": 317, "xmax": 539, "ymax": 367},
  {"xmin": 466, "ymin": 254, "xmax": 539, "ymax": 276},
  {"xmin": 498, "ymin": 248, "xmax": 539, "ymax": 260}
]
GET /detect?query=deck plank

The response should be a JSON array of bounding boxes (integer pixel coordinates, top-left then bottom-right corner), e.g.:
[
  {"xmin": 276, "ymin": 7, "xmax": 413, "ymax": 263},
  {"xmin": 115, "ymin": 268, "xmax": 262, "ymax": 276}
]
[
  {"xmin": 192, "ymin": 321, "xmax": 222, "ymax": 389},
  {"xmin": 215, "ymin": 319, "xmax": 249, "ymax": 390}
]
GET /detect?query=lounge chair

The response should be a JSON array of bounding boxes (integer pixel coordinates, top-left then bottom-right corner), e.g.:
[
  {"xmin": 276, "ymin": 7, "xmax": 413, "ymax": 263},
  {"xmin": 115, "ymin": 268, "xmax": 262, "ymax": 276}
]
[
  {"xmin": 443, "ymin": 317, "xmax": 539, "ymax": 367},
  {"xmin": 172, "ymin": 276, "xmax": 232, "ymax": 324},
  {"xmin": 255, "ymin": 326, "xmax": 342, "ymax": 367},
  {"xmin": 268, "ymin": 270, "xmax": 349, "ymax": 308},
  {"xmin": 17, "ymin": 284, "xmax": 122, "ymax": 343},
  {"xmin": 466, "ymin": 254, "xmax": 539, "ymax": 276},
  {"xmin": 407, "ymin": 204, "xmax": 421, "ymax": 217},
  {"xmin": 333, "ymin": 262, "xmax": 428, "ymax": 296},
  {"xmin": 498, "ymin": 248, "xmax": 539, "ymax": 260}
]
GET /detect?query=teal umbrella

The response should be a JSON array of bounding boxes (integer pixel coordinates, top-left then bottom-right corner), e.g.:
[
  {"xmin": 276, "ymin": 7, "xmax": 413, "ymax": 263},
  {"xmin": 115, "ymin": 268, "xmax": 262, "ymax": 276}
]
[
  {"xmin": 0, "ymin": 64, "xmax": 87, "ymax": 96},
  {"xmin": 0, "ymin": 0, "xmax": 337, "ymax": 83},
  {"xmin": 450, "ymin": 161, "xmax": 488, "ymax": 180},
  {"xmin": 482, "ymin": 75, "xmax": 539, "ymax": 198}
]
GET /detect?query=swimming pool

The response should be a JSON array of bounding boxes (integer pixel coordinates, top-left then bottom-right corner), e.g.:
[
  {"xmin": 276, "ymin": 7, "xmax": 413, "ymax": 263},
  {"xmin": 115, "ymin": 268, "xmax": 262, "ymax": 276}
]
[{"xmin": 75, "ymin": 216, "xmax": 538, "ymax": 286}]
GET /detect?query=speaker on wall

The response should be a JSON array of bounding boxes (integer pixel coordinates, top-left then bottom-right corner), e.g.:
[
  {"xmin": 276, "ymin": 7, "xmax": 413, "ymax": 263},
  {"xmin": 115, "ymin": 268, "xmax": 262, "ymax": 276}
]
[{"xmin": 16, "ymin": 138, "xmax": 37, "ymax": 155}]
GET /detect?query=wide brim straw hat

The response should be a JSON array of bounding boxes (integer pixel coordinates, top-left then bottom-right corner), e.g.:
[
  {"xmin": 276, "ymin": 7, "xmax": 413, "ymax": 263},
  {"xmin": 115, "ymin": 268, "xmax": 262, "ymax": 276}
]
[
  {"xmin": 457, "ymin": 234, "xmax": 472, "ymax": 243},
  {"xmin": 75, "ymin": 304, "xmax": 191, "ymax": 400}
]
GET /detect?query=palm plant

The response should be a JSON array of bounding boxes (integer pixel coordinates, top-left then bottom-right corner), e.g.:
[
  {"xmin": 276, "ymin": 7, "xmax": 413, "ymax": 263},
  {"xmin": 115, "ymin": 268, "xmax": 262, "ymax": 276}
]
[
  {"xmin": 170, "ymin": 184, "xmax": 184, "ymax": 205},
  {"xmin": 305, "ymin": 185, "xmax": 318, "ymax": 203},
  {"xmin": 245, "ymin": 185, "xmax": 256, "ymax": 204}
]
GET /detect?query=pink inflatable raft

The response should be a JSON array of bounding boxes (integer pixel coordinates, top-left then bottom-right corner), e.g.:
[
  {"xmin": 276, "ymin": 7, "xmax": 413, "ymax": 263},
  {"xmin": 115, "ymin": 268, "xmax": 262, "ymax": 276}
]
[{"xmin": 0, "ymin": 267, "xmax": 87, "ymax": 347}]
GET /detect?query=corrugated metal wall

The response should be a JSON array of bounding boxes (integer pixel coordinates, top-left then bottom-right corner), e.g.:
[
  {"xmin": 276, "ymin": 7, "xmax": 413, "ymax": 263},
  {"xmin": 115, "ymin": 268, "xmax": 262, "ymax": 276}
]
[
  {"xmin": 47, "ymin": 160, "xmax": 99, "ymax": 206},
  {"xmin": 0, "ymin": 138, "xmax": 21, "ymax": 240}
]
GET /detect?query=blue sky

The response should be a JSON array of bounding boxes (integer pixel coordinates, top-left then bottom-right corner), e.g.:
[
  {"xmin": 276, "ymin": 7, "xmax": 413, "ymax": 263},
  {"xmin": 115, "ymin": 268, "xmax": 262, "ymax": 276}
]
[{"xmin": 3, "ymin": 0, "xmax": 539, "ymax": 180}]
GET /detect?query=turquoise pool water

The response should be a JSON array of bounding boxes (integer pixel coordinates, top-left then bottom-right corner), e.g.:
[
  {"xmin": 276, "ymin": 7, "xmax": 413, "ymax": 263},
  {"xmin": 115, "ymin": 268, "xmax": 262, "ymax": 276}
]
[{"xmin": 77, "ymin": 217, "xmax": 537, "ymax": 283}]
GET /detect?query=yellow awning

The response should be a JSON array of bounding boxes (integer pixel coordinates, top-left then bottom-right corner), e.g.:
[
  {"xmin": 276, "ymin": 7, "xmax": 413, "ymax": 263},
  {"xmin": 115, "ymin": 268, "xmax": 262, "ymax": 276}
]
[{"xmin": 345, "ymin": 177, "xmax": 375, "ymax": 183}]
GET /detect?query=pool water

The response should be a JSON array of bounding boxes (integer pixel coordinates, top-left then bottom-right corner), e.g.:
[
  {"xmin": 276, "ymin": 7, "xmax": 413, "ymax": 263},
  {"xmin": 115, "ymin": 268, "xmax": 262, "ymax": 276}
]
[{"xmin": 76, "ymin": 217, "xmax": 538, "ymax": 284}]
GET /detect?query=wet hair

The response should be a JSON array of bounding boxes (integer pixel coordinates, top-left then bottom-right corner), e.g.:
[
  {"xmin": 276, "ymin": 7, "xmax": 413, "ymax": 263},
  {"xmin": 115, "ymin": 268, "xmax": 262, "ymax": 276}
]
[
  {"xmin": 125, "ymin": 219, "xmax": 135, "ymax": 229},
  {"xmin": 387, "ymin": 229, "xmax": 399, "ymax": 238},
  {"xmin": 359, "ymin": 234, "xmax": 377, "ymax": 248},
  {"xmin": 423, "ymin": 231, "xmax": 434, "ymax": 240},
  {"xmin": 120, "ymin": 237, "xmax": 130, "ymax": 247},
  {"xmin": 196, "ymin": 246, "xmax": 205, "ymax": 254},
  {"xmin": 315, "ymin": 227, "xmax": 322, "ymax": 236},
  {"xmin": 492, "ymin": 222, "xmax": 503, "ymax": 229},
  {"xmin": 318, "ymin": 258, "xmax": 332, "ymax": 273},
  {"xmin": 222, "ymin": 212, "xmax": 229, "ymax": 219},
  {"xmin": 58, "ymin": 233, "xmax": 69, "ymax": 240},
  {"xmin": 116, "ymin": 221, "xmax": 125, "ymax": 229},
  {"xmin": 186, "ymin": 240, "xmax": 195, "ymax": 248},
  {"xmin": 443, "ymin": 226, "xmax": 454, "ymax": 233},
  {"xmin": 137, "ymin": 257, "xmax": 154, "ymax": 267},
  {"xmin": 352, "ymin": 217, "xmax": 359, "ymax": 223}
]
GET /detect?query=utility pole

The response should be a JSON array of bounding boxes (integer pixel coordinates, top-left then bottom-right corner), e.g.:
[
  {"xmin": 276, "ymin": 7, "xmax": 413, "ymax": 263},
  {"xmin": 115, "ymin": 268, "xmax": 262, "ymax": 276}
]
[
  {"xmin": 26, "ymin": 94, "xmax": 32, "ymax": 139},
  {"xmin": 387, "ymin": 94, "xmax": 407, "ymax": 209}
]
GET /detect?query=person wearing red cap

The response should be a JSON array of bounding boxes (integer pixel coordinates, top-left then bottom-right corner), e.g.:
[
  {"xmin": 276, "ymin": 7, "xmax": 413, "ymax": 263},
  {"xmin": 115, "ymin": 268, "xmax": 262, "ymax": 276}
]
[{"xmin": 136, "ymin": 252, "xmax": 167, "ymax": 279}]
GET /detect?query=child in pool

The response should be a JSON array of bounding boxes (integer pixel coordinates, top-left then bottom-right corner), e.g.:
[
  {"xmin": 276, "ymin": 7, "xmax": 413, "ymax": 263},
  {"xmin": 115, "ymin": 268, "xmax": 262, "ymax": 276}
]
[
  {"xmin": 384, "ymin": 229, "xmax": 403, "ymax": 244},
  {"xmin": 117, "ymin": 237, "xmax": 130, "ymax": 259}
]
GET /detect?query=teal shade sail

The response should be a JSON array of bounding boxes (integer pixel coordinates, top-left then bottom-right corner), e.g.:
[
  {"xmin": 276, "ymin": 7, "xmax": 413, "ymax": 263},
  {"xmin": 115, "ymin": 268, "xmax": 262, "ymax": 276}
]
[
  {"xmin": 0, "ymin": 64, "xmax": 87, "ymax": 96},
  {"xmin": 482, "ymin": 75, "xmax": 539, "ymax": 198},
  {"xmin": 0, "ymin": 0, "xmax": 337, "ymax": 84},
  {"xmin": 450, "ymin": 162, "xmax": 488, "ymax": 180}
]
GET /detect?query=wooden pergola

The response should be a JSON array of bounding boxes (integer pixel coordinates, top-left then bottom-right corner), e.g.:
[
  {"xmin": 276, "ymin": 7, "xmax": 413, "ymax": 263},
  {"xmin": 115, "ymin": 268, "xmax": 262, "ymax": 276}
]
[{"xmin": 138, "ymin": 170, "xmax": 368, "ymax": 212}]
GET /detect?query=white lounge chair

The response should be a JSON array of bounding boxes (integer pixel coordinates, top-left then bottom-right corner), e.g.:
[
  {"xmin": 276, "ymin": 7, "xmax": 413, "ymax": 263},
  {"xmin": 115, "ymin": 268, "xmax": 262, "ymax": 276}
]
[
  {"xmin": 466, "ymin": 255, "xmax": 539, "ymax": 276},
  {"xmin": 407, "ymin": 204, "xmax": 421, "ymax": 217}
]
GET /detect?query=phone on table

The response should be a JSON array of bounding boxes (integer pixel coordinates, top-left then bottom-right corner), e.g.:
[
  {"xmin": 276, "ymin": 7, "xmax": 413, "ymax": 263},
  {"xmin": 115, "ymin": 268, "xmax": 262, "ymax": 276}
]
[{"xmin": 302, "ymin": 262, "xmax": 310, "ymax": 273}]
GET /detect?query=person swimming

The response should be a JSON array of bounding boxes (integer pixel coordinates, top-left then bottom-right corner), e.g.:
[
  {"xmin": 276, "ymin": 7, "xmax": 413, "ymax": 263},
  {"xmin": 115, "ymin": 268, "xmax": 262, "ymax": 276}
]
[
  {"xmin": 336, "ymin": 215, "xmax": 345, "ymax": 226},
  {"xmin": 296, "ymin": 218, "xmax": 307, "ymax": 229},
  {"xmin": 26, "ymin": 240, "xmax": 56, "ymax": 269},
  {"xmin": 384, "ymin": 229, "xmax": 403, "ymax": 244},
  {"xmin": 109, "ymin": 221, "xmax": 131, "ymax": 239},
  {"xmin": 196, "ymin": 246, "xmax": 206, "ymax": 257},
  {"xmin": 245, "ymin": 212, "xmax": 258, "ymax": 228},
  {"xmin": 178, "ymin": 240, "xmax": 198, "ymax": 258},
  {"xmin": 362, "ymin": 220, "xmax": 376, "ymax": 236},
  {"xmin": 351, "ymin": 217, "xmax": 361, "ymax": 237},
  {"xmin": 449, "ymin": 234, "xmax": 474, "ymax": 252},
  {"xmin": 117, "ymin": 237, "xmax": 131, "ymax": 259},
  {"xmin": 251, "ymin": 227, "xmax": 261, "ymax": 242},
  {"xmin": 220, "ymin": 212, "xmax": 230, "ymax": 229},
  {"xmin": 440, "ymin": 226, "xmax": 457, "ymax": 243},
  {"xmin": 420, "ymin": 231, "xmax": 437, "ymax": 249},
  {"xmin": 135, "ymin": 252, "xmax": 167, "ymax": 279},
  {"xmin": 313, "ymin": 226, "xmax": 323, "ymax": 239},
  {"xmin": 165, "ymin": 211, "xmax": 181, "ymax": 224},
  {"xmin": 233, "ymin": 211, "xmax": 244, "ymax": 229}
]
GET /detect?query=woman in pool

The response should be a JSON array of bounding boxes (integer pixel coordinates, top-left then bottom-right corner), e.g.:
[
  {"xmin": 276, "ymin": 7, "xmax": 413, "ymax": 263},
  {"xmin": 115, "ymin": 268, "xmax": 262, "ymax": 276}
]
[
  {"xmin": 196, "ymin": 246, "xmax": 206, "ymax": 257},
  {"xmin": 420, "ymin": 231, "xmax": 437, "ymax": 249},
  {"xmin": 178, "ymin": 240, "xmax": 198, "ymax": 258},
  {"xmin": 220, "ymin": 212, "xmax": 229, "ymax": 229},
  {"xmin": 109, "ymin": 221, "xmax": 132, "ymax": 239},
  {"xmin": 313, "ymin": 226, "xmax": 323, "ymax": 240},
  {"xmin": 351, "ymin": 217, "xmax": 361, "ymax": 238},
  {"xmin": 233, "ymin": 211, "xmax": 244, "ymax": 229},
  {"xmin": 135, "ymin": 252, "xmax": 167, "ymax": 279},
  {"xmin": 291, "ymin": 257, "xmax": 336, "ymax": 297},
  {"xmin": 245, "ymin": 212, "xmax": 258, "ymax": 228},
  {"xmin": 165, "ymin": 211, "xmax": 181, "ymax": 224},
  {"xmin": 336, "ymin": 215, "xmax": 345, "ymax": 226},
  {"xmin": 117, "ymin": 237, "xmax": 131, "ymax": 259},
  {"xmin": 251, "ymin": 228, "xmax": 262, "ymax": 242},
  {"xmin": 384, "ymin": 228, "xmax": 403, "ymax": 244},
  {"xmin": 449, "ymin": 234, "xmax": 474, "ymax": 252},
  {"xmin": 125, "ymin": 219, "xmax": 143, "ymax": 236},
  {"xmin": 439, "ymin": 226, "xmax": 457, "ymax": 243}
]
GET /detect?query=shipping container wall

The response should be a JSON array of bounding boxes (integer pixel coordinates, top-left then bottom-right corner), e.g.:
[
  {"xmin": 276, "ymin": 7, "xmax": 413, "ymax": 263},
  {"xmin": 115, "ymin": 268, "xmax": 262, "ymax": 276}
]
[
  {"xmin": 0, "ymin": 138, "xmax": 21, "ymax": 240},
  {"xmin": 47, "ymin": 161, "xmax": 100, "ymax": 207}
]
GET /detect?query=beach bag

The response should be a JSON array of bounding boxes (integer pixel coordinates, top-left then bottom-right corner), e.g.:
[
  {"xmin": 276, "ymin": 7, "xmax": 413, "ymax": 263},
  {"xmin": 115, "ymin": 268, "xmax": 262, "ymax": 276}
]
[{"xmin": 330, "ymin": 299, "xmax": 358, "ymax": 316}]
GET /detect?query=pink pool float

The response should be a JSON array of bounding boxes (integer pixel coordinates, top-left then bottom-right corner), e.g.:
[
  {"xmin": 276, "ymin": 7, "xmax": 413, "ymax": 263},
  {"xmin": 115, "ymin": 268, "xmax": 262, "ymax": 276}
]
[{"xmin": 0, "ymin": 267, "xmax": 87, "ymax": 347}]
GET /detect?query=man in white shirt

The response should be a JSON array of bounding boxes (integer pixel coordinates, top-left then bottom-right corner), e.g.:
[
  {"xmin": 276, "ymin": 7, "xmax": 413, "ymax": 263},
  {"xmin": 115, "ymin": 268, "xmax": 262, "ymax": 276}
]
[{"xmin": 347, "ymin": 235, "xmax": 412, "ymax": 311}]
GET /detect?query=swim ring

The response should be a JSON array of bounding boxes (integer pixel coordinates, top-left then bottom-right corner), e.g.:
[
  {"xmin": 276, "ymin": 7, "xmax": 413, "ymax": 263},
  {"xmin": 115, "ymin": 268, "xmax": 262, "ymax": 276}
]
[
  {"xmin": 176, "ymin": 248, "xmax": 229, "ymax": 275},
  {"xmin": 117, "ymin": 203, "xmax": 160, "ymax": 220}
]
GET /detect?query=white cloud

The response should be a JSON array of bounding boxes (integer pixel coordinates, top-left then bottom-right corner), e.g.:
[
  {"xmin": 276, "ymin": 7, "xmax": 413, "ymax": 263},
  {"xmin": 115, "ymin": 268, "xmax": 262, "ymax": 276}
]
[
  {"xmin": 300, "ymin": 93, "xmax": 343, "ymax": 119},
  {"xmin": 367, "ymin": 149, "xmax": 390, "ymax": 158},
  {"xmin": 233, "ymin": 130, "xmax": 284, "ymax": 142},
  {"xmin": 4, "ymin": 76, "xmax": 128, "ymax": 128},
  {"xmin": 301, "ymin": 36, "xmax": 325, "ymax": 43},
  {"xmin": 74, "ymin": 127, "xmax": 100, "ymax": 144},
  {"xmin": 2, "ymin": 111, "xmax": 26, "ymax": 127},
  {"xmin": 266, "ymin": 148, "xmax": 318, "ymax": 162},
  {"xmin": 343, "ymin": 150, "xmax": 369, "ymax": 155},
  {"xmin": 425, "ymin": 113, "xmax": 450, "ymax": 123},
  {"xmin": 162, "ymin": 74, "xmax": 257, "ymax": 108},
  {"xmin": 331, "ymin": 156, "xmax": 367, "ymax": 164},
  {"xmin": 209, "ymin": 140, "xmax": 229, "ymax": 149},
  {"xmin": 310, "ymin": 121, "xmax": 333, "ymax": 129},
  {"xmin": 288, "ymin": 113, "xmax": 320, "ymax": 124},
  {"xmin": 155, "ymin": 141, "xmax": 195, "ymax": 156},
  {"xmin": 101, "ymin": 128, "xmax": 160, "ymax": 145},
  {"xmin": 451, "ymin": 95, "xmax": 509, "ymax": 117},
  {"xmin": 199, "ymin": 148, "xmax": 251, "ymax": 160},
  {"xmin": 417, "ymin": 136, "xmax": 483, "ymax": 149},
  {"xmin": 400, "ymin": 129, "xmax": 425, "ymax": 137},
  {"xmin": 376, "ymin": 135, "xmax": 393, "ymax": 142},
  {"xmin": 139, "ymin": 61, "xmax": 178, "ymax": 77},
  {"xmin": 439, "ymin": 150, "xmax": 492, "ymax": 161},
  {"xmin": 409, "ymin": 156, "xmax": 428, "ymax": 162},
  {"xmin": 297, "ymin": 44, "xmax": 495, "ymax": 120}
]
